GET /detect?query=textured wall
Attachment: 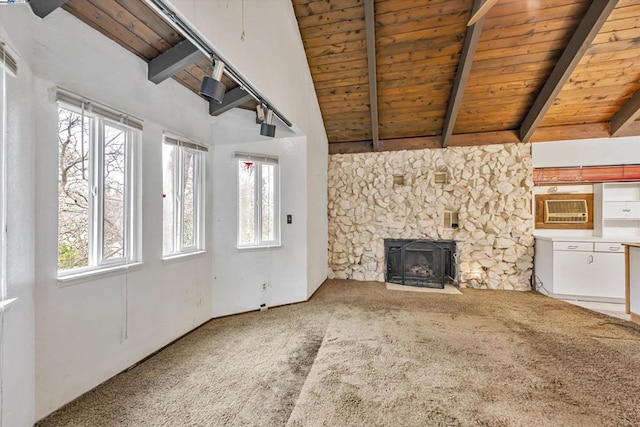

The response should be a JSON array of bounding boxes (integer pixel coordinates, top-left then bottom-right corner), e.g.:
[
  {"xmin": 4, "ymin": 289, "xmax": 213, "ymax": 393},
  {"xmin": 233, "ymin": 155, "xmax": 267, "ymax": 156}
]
[{"xmin": 327, "ymin": 143, "xmax": 534, "ymax": 290}]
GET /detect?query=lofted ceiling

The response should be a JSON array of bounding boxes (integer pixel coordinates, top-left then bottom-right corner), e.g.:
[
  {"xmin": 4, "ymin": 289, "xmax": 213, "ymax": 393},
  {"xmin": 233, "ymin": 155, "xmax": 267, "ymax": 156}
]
[
  {"xmin": 26, "ymin": 0, "xmax": 640, "ymax": 154},
  {"xmin": 292, "ymin": 0, "xmax": 640, "ymax": 153}
]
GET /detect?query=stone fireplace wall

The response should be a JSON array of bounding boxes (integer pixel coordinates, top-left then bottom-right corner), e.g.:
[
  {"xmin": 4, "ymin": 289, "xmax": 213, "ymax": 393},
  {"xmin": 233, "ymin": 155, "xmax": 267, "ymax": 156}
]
[{"xmin": 327, "ymin": 143, "xmax": 534, "ymax": 290}]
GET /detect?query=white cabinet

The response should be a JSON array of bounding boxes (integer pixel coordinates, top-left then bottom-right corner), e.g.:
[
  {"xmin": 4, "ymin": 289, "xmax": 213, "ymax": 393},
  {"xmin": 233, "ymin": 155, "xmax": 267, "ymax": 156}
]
[
  {"xmin": 535, "ymin": 239, "xmax": 626, "ymax": 302},
  {"xmin": 594, "ymin": 182, "xmax": 640, "ymax": 237},
  {"xmin": 602, "ymin": 201, "xmax": 640, "ymax": 219}
]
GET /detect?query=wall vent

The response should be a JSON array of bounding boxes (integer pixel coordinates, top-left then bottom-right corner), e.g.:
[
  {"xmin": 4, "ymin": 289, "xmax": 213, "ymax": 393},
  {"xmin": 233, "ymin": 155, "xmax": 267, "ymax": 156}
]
[
  {"xmin": 434, "ymin": 171, "xmax": 448, "ymax": 184},
  {"xmin": 544, "ymin": 199, "xmax": 588, "ymax": 223},
  {"xmin": 393, "ymin": 174, "xmax": 405, "ymax": 186},
  {"xmin": 443, "ymin": 210, "xmax": 459, "ymax": 229}
]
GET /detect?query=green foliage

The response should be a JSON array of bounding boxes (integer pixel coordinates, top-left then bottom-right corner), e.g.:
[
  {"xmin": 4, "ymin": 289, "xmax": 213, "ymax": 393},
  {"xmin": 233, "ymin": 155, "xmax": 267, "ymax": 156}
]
[{"xmin": 57, "ymin": 243, "xmax": 86, "ymax": 270}]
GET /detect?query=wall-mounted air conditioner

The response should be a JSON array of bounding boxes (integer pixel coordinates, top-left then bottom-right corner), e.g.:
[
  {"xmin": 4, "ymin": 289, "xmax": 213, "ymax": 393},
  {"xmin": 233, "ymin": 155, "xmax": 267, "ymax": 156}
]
[{"xmin": 544, "ymin": 199, "xmax": 588, "ymax": 224}]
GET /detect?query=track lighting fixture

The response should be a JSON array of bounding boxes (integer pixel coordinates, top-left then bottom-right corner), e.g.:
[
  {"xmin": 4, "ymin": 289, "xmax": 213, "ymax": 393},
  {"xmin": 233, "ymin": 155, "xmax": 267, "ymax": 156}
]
[
  {"xmin": 260, "ymin": 108, "xmax": 276, "ymax": 137},
  {"xmin": 199, "ymin": 59, "xmax": 226, "ymax": 104}
]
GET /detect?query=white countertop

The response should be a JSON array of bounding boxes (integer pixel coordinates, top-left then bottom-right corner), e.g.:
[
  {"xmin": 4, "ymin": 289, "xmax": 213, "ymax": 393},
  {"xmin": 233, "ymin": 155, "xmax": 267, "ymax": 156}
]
[{"xmin": 534, "ymin": 234, "xmax": 640, "ymax": 243}]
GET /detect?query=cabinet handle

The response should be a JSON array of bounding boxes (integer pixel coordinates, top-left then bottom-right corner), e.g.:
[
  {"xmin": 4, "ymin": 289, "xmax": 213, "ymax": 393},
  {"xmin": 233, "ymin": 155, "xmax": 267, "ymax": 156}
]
[
  {"xmin": 623, "ymin": 209, "xmax": 631, "ymax": 212},
  {"xmin": 568, "ymin": 245, "xmax": 578, "ymax": 249},
  {"xmin": 609, "ymin": 246, "xmax": 621, "ymax": 251},
  {"xmin": 588, "ymin": 255, "xmax": 594, "ymax": 264}
]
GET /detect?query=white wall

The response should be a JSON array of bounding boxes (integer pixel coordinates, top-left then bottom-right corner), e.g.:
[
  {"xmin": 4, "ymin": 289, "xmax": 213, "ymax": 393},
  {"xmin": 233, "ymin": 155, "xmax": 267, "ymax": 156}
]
[
  {"xmin": 212, "ymin": 123, "xmax": 308, "ymax": 316},
  {"xmin": 532, "ymin": 136, "xmax": 640, "ymax": 167},
  {"xmin": 0, "ymin": 5, "xmax": 215, "ymax": 421},
  {"xmin": 169, "ymin": 0, "xmax": 328, "ymax": 298},
  {"xmin": 0, "ymin": 9, "xmax": 36, "ymax": 425}
]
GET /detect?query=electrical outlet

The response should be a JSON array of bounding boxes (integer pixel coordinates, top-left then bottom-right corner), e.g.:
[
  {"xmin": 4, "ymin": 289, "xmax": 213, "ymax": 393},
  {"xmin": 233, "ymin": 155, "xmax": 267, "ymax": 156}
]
[
  {"xmin": 262, "ymin": 283, "xmax": 268, "ymax": 291},
  {"xmin": 260, "ymin": 303, "xmax": 268, "ymax": 312}
]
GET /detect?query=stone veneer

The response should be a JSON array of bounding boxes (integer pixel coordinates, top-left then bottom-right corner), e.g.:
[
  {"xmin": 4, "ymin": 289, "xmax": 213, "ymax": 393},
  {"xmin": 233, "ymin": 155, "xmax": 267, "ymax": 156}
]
[{"xmin": 327, "ymin": 143, "xmax": 534, "ymax": 291}]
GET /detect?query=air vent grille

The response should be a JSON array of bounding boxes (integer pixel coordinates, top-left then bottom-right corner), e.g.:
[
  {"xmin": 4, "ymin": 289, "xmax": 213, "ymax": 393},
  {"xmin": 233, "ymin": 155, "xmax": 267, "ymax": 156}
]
[
  {"xmin": 434, "ymin": 171, "xmax": 448, "ymax": 184},
  {"xmin": 544, "ymin": 199, "xmax": 588, "ymax": 223}
]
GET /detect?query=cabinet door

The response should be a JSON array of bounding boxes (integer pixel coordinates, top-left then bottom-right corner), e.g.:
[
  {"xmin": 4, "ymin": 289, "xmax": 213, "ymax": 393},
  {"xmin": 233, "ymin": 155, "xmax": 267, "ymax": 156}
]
[
  {"xmin": 603, "ymin": 201, "xmax": 628, "ymax": 219},
  {"xmin": 587, "ymin": 252, "xmax": 625, "ymax": 299},
  {"xmin": 626, "ymin": 201, "xmax": 640, "ymax": 219},
  {"xmin": 553, "ymin": 251, "xmax": 595, "ymax": 296}
]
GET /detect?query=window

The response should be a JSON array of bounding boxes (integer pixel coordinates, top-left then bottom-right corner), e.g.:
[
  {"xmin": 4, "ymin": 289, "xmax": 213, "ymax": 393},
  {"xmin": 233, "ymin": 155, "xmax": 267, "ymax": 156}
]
[
  {"xmin": 237, "ymin": 153, "xmax": 280, "ymax": 248},
  {"xmin": 0, "ymin": 41, "xmax": 17, "ymax": 300},
  {"xmin": 57, "ymin": 93, "xmax": 141, "ymax": 275},
  {"xmin": 162, "ymin": 135, "xmax": 206, "ymax": 256}
]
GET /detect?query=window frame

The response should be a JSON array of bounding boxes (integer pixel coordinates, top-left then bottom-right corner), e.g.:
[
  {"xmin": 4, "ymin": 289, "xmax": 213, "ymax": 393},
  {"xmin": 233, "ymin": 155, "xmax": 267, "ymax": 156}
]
[
  {"xmin": 56, "ymin": 101, "xmax": 141, "ymax": 278},
  {"xmin": 162, "ymin": 134, "xmax": 206, "ymax": 258},
  {"xmin": 236, "ymin": 153, "xmax": 281, "ymax": 249}
]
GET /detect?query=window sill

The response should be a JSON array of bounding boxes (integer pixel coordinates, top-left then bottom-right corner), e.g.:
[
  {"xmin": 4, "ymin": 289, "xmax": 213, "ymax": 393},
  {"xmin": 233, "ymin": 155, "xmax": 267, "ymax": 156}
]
[
  {"xmin": 57, "ymin": 262, "xmax": 144, "ymax": 287},
  {"xmin": 0, "ymin": 297, "xmax": 18, "ymax": 312},
  {"xmin": 237, "ymin": 244, "xmax": 282, "ymax": 252},
  {"xmin": 162, "ymin": 250, "xmax": 207, "ymax": 265}
]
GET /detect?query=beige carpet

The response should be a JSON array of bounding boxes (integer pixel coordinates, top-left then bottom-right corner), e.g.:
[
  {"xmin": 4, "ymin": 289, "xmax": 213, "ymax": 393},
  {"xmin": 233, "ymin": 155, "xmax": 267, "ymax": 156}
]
[{"xmin": 37, "ymin": 280, "xmax": 640, "ymax": 426}]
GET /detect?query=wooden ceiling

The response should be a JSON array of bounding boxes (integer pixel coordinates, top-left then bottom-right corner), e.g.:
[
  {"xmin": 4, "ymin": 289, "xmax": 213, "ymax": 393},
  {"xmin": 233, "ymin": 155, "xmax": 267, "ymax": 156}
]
[{"xmin": 292, "ymin": 0, "xmax": 640, "ymax": 153}]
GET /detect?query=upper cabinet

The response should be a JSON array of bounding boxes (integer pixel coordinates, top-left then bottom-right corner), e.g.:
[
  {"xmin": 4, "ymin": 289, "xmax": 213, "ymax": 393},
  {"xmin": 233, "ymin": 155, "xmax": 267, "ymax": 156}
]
[{"xmin": 594, "ymin": 182, "xmax": 640, "ymax": 237}]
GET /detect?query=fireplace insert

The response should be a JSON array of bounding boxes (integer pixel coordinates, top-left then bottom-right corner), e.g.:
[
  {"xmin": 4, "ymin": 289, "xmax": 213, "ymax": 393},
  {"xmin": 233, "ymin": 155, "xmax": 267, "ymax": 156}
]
[{"xmin": 384, "ymin": 239, "xmax": 457, "ymax": 289}]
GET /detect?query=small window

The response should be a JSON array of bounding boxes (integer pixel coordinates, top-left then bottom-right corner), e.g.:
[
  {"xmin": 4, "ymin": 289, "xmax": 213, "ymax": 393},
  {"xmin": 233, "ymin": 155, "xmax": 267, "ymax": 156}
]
[
  {"xmin": 237, "ymin": 154, "xmax": 280, "ymax": 248},
  {"xmin": 162, "ymin": 135, "xmax": 207, "ymax": 256},
  {"xmin": 57, "ymin": 101, "xmax": 140, "ymax": 274}
]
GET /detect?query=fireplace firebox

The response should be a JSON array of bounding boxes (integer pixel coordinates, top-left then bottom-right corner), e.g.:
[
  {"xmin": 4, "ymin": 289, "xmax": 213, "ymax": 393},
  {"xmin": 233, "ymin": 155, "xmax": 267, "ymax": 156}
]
[{"xmin": 384, "ymin": 239, "xmax": 457, "ymax": 289}]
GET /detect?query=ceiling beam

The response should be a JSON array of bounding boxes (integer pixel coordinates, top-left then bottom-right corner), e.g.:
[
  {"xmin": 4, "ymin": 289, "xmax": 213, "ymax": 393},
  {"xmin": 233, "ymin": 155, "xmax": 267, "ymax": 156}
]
[
  {"xmin": 148, "ymin": 40, "xmax": 203, "ymax": 84},
  {"xmin": 442, "ymin": 0, "xmax": 485, "ymax": 148},
  {"xmin": 209, "ymin": 87, "xmax": 253, "ymax": 116},
  {"xmin": 519, "ymin": 0, "xmax": 619, "ymax": 142},
  {"xmin": 29, "ymin": 0, "xmax": 68, "ymax": 18},
  {"xmin": 611, "ymin": 89, "xmax": 640, "ymax": 137},
  {"xmin": 328, "ymin": 141, "xmax": 374, "ymax": 155},
  {"xmin": 364, "ymin": 0, "xmax": 379, "ymax": 151}
]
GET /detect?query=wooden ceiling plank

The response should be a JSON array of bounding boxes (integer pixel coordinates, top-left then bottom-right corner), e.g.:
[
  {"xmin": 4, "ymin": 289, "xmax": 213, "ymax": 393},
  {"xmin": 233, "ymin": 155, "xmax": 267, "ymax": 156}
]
[
  {"xmin": 364, "ymin": 0, "xmax": 379, "ymax": 151},
  {"xmin": 307, "ymin": 50, "xmax": 368, "ymax": 67},
  {"xmin": 481, "ymin": 13, "xmax": 582, "ymax": 42},
  {"xmin": 63, "ymin": 0, "xmax": 160, "ymax": 60},
  {"xmin": 531, "ymin": 123, "xmax": 611, "ymax": 142},
  {"xmin": 442, "ymin": 0, "xmax": 485, "ymax": 148},
  {"xmin": 293, "ymin": 0, "xmax": 364, "ymax": 18},
  {"xmin": 474, "ymin": 36, "xmax": 572, "ymax": 62},
  {"xmin": 298, "ymin": 18, "xmax": 365, "ymax": 39},
  {"xmin": 304, "ymin": 38, "xmax": 367, "ymax": 59},
  {"xmin": 302, "ymin": 29, "xmax": 366, "ymax": 49},
  {"xmin": 85, "ymin": 0, "xmax": 172, "ymax": 52},
  {"xmin": 483, "ymin": 3, "xmax": 588, "ymax": 31},
  {"xmin": 519, "ymin": 0, "xmax": 620, "ymax": 143},
  {"xmin": 295, "ymin": 5, "xmax": 364, "ymax": 29},
  {"xmin": 611, "ymin": 89, "xmax": 640, "ymax": 137},
  {"xmin": 29, "ymin": 0, "xmax": 68, "ymax": 18},
  {"xmin": 112, "ymin": 0, "xmax": 182, "ymax": 45},
  {"xmin": 471, "ymin": 50, "xmax": 562, "ymax": 71},
  {"xmin": 148, "ymin": 40, "xmax": 203, "ymax": 84},
  {"xmin": 376, "ymin": 3, "xmax": 469, "ymax": 37}
]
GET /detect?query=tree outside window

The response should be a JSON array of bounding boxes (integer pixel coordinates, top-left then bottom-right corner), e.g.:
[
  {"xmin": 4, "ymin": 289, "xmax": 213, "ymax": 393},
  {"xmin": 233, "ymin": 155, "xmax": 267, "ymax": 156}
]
[{"xmin": 57, "ymin": 105, "xmax": 138, "ymax": 273}]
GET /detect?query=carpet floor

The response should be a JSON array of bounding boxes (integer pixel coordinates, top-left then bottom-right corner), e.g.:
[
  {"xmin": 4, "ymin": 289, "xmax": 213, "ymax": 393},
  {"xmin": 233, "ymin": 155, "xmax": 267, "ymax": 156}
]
[{"xmin": 37, "ymin": 280, "xmax": 640, "ymax": 426}]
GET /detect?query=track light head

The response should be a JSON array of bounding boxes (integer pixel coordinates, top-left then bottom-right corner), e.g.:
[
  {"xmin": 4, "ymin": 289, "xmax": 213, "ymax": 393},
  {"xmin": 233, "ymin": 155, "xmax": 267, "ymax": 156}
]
[
  {"xmin": 260, "ymin": 109, "xmax": 276, "ymax": 137},
  {"xmin": 200, "ymin": 60, "xmax": 226, "ymax": 104}
]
